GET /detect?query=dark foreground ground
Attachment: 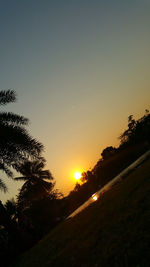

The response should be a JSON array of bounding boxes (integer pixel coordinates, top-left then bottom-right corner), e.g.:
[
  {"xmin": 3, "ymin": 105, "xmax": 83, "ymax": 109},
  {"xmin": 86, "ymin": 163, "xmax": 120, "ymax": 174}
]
[{"xmin": 13, "ymin": 158, "xmax": 150, "ymax": 267}]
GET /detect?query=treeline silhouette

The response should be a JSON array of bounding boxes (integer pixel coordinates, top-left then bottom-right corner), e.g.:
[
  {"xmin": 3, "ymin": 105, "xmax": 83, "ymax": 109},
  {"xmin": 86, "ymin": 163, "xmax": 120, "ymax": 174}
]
[
  {"xmin": 0, "ymin": 90, "xmax": 150, "ymax": 266},
  {"xmin": 66, "ymin": 111, "xmax": 150, "ymax": 214}
]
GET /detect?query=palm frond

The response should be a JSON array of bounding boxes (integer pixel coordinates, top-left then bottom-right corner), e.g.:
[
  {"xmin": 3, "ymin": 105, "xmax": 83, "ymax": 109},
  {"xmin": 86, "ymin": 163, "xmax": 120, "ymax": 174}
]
[
  {"xmin": 0, "ymin": 90, "xmax": 16, "ymax": 105},
  {"xmin": 0, "ymin": 178, "xmax": 8, "ymax": 192},
  {"xmin": 14, "ymin": 176, "xmax": 31, "ymax": 181},
  {"xmin": 40, "ymin": 170, "xmax": 53, "ymax": 180},
  {"xmin": 0, "ymin": 123, "xmax": 44, "ymax": 158},
  {"xmin": 0, "ymin": 162, "xmax": 13, "ymax": 177},
  {"xmin": 0, "ymin": 90, "xmax": 45, "ymax": 196},
  {"xmin": 0, "ymin": 112, "xmax": 29, "ymax": 126}
]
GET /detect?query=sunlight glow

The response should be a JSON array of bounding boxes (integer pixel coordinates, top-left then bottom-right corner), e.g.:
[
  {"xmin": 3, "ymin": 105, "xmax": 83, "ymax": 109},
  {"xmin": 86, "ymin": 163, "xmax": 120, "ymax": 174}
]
[{"xmin": 74, "ymin": 171, "xmax": 82, "ymax": 180}]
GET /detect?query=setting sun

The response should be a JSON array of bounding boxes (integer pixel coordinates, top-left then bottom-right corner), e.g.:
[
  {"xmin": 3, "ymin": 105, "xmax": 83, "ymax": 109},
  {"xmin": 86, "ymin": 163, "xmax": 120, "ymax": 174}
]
[{"xmin": 74, "ymin": 171, "xmax": 82, "ymax": 180}]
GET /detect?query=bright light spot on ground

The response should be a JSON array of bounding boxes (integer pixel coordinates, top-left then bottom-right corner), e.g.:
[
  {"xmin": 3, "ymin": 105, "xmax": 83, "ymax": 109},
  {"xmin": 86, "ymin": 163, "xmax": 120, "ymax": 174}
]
[
  {"xmin": 92, "ymin": 194, "xmax": 98, "ymax": 201},
  {"xmin": 74, "ymin": 171, "xmax": 82, "ymax": 180}
]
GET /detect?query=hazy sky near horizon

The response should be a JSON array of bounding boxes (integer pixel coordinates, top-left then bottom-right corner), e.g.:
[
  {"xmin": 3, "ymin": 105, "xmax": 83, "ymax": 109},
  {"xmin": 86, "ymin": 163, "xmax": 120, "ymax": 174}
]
[{"xmin": 0, "ymin": 0, "xmax": 150, "ymax": 202}]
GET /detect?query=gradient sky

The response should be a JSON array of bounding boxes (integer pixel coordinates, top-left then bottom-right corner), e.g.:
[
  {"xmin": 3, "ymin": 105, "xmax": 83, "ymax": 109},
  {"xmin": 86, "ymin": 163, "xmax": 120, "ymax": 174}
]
[{"xmin": 0, "ymin": 0, "xmax": 150, "ymax": 202}]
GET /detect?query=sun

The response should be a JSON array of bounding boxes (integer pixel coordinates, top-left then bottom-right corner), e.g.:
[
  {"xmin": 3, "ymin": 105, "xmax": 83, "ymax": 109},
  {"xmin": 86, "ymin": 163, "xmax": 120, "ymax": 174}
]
[{"xmin": 74, "ymin": 171, "xmax": 82, "ymax": 180}]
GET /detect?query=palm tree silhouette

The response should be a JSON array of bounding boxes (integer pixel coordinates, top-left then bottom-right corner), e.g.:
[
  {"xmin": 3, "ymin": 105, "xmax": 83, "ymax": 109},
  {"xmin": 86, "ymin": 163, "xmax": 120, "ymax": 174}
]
[
  {"xmin": 0, "ymin": 90, "xmax": 44, "ymax": 192},
  {"xmin": 15, "ymin": 160, "xmax": 54, "ymax": 209}
]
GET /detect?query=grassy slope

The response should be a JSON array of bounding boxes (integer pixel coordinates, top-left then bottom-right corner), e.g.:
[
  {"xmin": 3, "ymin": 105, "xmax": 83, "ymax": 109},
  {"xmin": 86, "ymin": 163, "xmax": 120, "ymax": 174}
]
[{"xmin": 13, "ymin": 159, "xmax": 150, "ymax": 267}]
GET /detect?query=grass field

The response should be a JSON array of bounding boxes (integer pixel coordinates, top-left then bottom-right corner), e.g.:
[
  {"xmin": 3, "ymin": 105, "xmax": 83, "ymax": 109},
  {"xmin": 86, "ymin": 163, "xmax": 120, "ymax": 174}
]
[{"xmin": 13, "ymin": 158, "xmax": 150, "ymax": 267}]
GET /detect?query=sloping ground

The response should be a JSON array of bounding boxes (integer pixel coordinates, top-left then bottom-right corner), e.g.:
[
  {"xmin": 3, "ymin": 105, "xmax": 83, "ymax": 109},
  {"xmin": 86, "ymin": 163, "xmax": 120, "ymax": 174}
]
[
  {"xmin": 67, "ymin": 150, "xmax": 150, "ymax": 219},
  {"xmin": 13, "ymin": 159, "xmax": 150, "ymax": 267}
]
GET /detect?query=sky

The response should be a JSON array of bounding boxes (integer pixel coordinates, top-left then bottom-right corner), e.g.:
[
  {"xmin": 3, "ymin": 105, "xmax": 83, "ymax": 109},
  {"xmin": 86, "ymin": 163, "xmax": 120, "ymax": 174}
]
[{"xmin": 0, "ymin": 0, "xmax": 150, "ymax": 202}]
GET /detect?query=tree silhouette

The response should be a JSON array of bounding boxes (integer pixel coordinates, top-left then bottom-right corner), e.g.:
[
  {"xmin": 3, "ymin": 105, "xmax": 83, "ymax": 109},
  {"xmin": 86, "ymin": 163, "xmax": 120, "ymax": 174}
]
[
  {"xmin": 0, "ymin": 90, "xmax": 44, "ymax": 192},
  {"xmin": 101, "ymin": 146, "xmax": 117, "ymax": 160},
  {"xmin": 15, "ymin": 160, "xmax": 54, "ymax": 210},
  {"xmin": 4, "ymin": 198, "xmax": 17, "ymax": 221},
  {"xmin": 119, "ymin": 110, "xmax": 150, "ymax": 146},
  {"xmin": 0, "ymin": 200, "xmax": 16, "ymax": 233}
]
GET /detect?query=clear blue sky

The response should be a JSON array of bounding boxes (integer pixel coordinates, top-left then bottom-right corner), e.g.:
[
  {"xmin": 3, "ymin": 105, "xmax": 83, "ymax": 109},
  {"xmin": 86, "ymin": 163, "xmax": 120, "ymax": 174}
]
[{"xmin": 1, "ymin": 0, "xmax": 150, "ymax": 202}]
